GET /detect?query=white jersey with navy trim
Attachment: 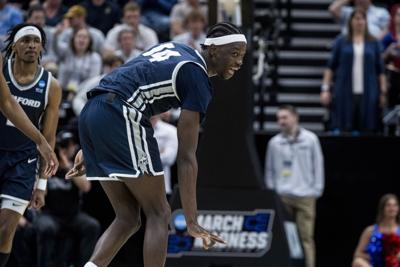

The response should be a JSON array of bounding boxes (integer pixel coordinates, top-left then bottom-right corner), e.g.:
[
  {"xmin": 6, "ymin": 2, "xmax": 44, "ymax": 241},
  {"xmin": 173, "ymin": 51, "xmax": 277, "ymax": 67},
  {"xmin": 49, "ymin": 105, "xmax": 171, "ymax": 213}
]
[
  {"xmin": 96, "ymin": 42, "xmax": 208, "ymax": 117},
  {"xmin": 0, "ymin": 59, "xmax": 51, "ymax": 151}
]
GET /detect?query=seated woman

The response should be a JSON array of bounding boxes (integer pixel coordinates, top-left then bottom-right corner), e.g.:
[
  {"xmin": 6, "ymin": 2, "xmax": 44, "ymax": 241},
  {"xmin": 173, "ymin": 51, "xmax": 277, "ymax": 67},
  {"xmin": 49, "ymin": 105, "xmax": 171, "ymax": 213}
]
[{"xmin": 352, "ymin": 194, "xmax": 400, "ymax": 267}]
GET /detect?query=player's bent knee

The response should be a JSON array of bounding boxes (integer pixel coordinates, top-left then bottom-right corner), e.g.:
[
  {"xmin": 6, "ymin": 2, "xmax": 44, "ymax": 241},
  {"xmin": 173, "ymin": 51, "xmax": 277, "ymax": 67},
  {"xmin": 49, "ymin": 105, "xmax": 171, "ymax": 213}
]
[
  {"xmin": 147, "ymin": 205, "xmax": 171, "ymax": 225},
  {"xmin": 115, "ymin": 215, "xmax": 142, "ymax": 235}
]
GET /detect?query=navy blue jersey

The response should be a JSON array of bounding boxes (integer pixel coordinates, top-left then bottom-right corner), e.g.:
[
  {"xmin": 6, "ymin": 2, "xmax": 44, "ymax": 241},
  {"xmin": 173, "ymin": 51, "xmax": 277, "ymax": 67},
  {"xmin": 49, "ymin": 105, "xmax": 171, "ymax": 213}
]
[
  {"xmin": 96, "ymin": 42, "xmax": 212, "ymax": 118},
  {"xmin": 0, "ymin": 59, "xmax": 51, "ymax": 151}
]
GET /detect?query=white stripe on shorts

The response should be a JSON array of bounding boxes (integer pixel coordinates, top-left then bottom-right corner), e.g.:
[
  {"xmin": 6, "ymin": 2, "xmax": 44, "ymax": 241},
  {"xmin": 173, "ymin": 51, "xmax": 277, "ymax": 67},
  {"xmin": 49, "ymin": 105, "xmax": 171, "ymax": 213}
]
[
  {"xmin": 138, "ymin": 118, "xmax": 164, "ymax": 176},
  {"xmin": 127, "ymin": 106, "xmax": 163, "ymax": 176},
  {"xmin": 123, "ymin": 105, "xmax": 140, "ymax": 177},
  {"xmin": 126, "ymin": 106, "xmax": 148, "ymax": 174}
]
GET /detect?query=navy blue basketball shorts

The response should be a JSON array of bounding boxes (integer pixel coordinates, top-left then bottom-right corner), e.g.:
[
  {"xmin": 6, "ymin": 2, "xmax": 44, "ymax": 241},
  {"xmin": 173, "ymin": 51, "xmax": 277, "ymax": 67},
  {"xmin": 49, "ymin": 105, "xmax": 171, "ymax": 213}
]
[
  {"xmin": 79, "ymin": 93, "xmax": 164, "ymax": 181},
  {"xmin": 0, "ymin": 148, "xmax": 38, "ymax": 204}
]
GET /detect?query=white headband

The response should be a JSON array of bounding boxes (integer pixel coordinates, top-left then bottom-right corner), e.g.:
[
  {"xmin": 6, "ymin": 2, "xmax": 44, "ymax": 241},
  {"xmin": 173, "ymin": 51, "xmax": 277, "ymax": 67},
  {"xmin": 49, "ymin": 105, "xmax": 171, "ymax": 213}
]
[
  {"xmin": 14, "ymin": 26, "xmax": 42, "ymax": 43},
  {"xmin": 203, "ymin": 34, "xmax": 247, "ymax": 46}
]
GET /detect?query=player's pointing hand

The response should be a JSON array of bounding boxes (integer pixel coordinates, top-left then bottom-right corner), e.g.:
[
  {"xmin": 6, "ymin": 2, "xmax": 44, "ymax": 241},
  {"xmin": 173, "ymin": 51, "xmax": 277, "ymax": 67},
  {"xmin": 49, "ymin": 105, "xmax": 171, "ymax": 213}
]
[
  {"xmin": 187, "ymin": 221, "xmax": 227, "ymax": 250},
  {"xmin": 66, "ymin": 149, "xmax": 86, "ymax": 179}
]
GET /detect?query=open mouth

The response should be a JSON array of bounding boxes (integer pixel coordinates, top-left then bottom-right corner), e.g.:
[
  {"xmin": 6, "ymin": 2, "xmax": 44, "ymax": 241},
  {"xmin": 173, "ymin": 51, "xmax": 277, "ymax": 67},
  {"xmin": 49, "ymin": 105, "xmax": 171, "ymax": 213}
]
[{"xmin": 227, "ymin": 67, "xmax": 240, "ymax": 76}]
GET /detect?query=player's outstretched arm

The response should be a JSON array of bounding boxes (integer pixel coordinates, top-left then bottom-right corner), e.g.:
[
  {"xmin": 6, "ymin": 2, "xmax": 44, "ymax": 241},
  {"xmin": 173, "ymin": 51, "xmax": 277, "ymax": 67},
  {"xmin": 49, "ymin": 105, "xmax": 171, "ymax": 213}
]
[
  {"xmin": 0, "ymin": 54, "xmax": 58, "ymax": 176},
  {"xmin": 177, "ymin": 109, "xmax": 226, "ymax": 249}
]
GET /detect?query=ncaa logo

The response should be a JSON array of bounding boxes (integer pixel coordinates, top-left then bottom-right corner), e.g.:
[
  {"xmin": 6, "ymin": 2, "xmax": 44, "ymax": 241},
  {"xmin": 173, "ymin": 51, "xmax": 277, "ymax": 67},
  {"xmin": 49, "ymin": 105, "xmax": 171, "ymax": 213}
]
[
  {"xmin": 38, "ymin": 80, "xmax": 46, "ymax": 88},
  {"xmin": 173, "ymin": 213, "xmax": 187, "ymax": 231}
]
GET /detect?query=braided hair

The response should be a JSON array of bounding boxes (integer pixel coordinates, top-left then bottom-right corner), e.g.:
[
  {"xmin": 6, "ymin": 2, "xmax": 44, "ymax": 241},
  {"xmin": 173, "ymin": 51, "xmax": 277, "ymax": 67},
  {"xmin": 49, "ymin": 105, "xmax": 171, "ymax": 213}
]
[
  {"xmin": 202, "ymin": 22, "xmax": 243, "ymax": 49},
  {"xmin": 2, "ymin": 23, "xmax": 47, "ymax": 63},
  {"xmin": 206, "ymin": 22, "xmax": 243, "ymax": 38}
]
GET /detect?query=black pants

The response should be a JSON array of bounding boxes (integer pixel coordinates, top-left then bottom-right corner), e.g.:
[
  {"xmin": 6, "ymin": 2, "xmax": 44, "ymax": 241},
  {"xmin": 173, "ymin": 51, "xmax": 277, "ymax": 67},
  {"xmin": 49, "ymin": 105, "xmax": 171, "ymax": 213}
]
[
  {"xmin": 351, "ymin": 94, "xmax": 363, "ymax": 132},
  {"xmin": 34, "ymin": 212, "xmax": 100, "ymax": 267}
]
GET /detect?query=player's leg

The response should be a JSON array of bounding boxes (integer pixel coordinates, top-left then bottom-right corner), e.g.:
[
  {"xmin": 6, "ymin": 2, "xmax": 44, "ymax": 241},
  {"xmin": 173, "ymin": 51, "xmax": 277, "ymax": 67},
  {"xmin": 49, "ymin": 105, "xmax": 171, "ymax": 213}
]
[
  {"xmin": 87, "ymin": 181, "xmax": 141, "ymax": 267},
  {"xmin": 0, "ymin": 149, "xmax": 37, "ymax": 267},
  {"xmin": 0, "ymin": 200, "xmax": 26, "ymax": 267},
  {"xmin": 123, "ymin": 174, "xmax": 171, "ymax": 267}
]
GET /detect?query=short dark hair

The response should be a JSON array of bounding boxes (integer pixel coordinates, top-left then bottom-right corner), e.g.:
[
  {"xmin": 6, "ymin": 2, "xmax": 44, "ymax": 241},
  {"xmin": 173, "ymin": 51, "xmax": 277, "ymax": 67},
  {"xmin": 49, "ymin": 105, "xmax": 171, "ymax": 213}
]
[
  {"xmin": 102, "ymin": 53, "xmax": 124, "ymax": 66},
  {"xmin": 278, "ymin": 105, "xmax": 298, "ymax": 116},
  {"xmin": 27, "ymin": 4, "xmax": 45, "ymax": 20},
  {"xmin": 2, "ymin": 23, "xmax": 47, "ymax": 62},
  {"xmin": 117, "ymin": 28, "xmax": 135, "ymax": 43}
]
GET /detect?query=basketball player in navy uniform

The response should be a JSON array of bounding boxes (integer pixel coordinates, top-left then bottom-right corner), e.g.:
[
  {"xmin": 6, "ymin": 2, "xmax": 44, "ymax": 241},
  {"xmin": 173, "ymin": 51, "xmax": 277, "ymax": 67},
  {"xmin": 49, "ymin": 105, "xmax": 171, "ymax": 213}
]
[
  {"xmin": 0, "ymin": 23, "xmax": 62, "ymax": 267},
  {"xmin": 0, "ymin": 57, "xmax": 57, "ymax": 177},
  {"xmin": 67, "ymin": 22, "xmax": 247, "ymax": 267}
]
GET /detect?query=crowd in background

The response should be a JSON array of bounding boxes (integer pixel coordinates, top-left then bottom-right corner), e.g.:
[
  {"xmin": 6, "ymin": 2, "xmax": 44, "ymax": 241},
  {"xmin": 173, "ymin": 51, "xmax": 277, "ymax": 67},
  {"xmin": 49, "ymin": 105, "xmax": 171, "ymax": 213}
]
[{"xmin": 323, "ymin": 0, "xmax": 400, "ymax": 134}]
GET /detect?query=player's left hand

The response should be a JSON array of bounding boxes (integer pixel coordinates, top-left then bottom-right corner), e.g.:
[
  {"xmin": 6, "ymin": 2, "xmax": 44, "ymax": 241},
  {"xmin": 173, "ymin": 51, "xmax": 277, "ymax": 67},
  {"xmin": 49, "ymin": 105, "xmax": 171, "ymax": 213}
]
[
  {"xmin": 30, "ymin": 189, "xmax": 45, "ymax": 209},
  {"xmin": 187, "ymin": 221, "xmax": 227, "ymax": 250},
  {"xmin": 66, "ymin": 149, "xmax": 85, "ymax": 179}
]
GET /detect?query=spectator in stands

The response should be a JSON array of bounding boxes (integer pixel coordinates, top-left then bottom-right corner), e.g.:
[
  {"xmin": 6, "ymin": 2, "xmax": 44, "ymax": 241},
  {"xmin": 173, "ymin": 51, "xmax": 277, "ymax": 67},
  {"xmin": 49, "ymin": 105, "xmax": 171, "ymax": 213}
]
[
  {"xmin": 150, "ymin": 114, "xmax": 178, "ymax": 197},
  {"xmin": 26, "ymin": 5, "xmax": 57, "ymax": 65},
  {"xmin": 43, "ymin": 0, "xmax": 68, "ymax": 27},
  {"xmin": 72, "ymin": 53, "xmax": 124, "ymax": 115},
  {"xmin": 34, "ymin": 132, "xmax": 100, "ymax": 267},
  {"xmin": 58, "ymin": 27, "xmax": 102, "ymax": 97},
  {"xmin": 170, "ymin": 0, "xmax": 207, "ymax": 38},
  {"xmin": 352, "ymin": 194, "xmax": 400, "ymax": 267},
  {"xmin": 81, "ymin": 0, "xmax": 122, "ymax": 35},
  {"xmin": 55, "ymin": 5, "xmax": 105, "ymax": 55},
  {"xmin": 115, "ymin": 29, "xmax": 141, "ymax": 62},
  {"xmin": 104, "ymin": 2, "xmax": 158, "ymax": 52},
  {"xmin": 173, "ymin": 9, "xmax": 206, "ymax": 51},
  {"xmin": 382, "ymin": 4, "xmax": 400, "ymax": 108},
  {"xmin": 265, "ymin": 105, "xmax": 324, "ymax": 267},
  {"xmin": 0, "ymin": 0, "xmax": 23, "ymax": 49},
  {"xmin": 321, "ymin": 8, "xmax": 386, "ymax": 133},
  {"xmin": 329, "ymin": 0, "xmax": 390, "ymax": 39},
  {"xmin": 136, "ymin": 0, "xmax": 177, "ymax": 41}
]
